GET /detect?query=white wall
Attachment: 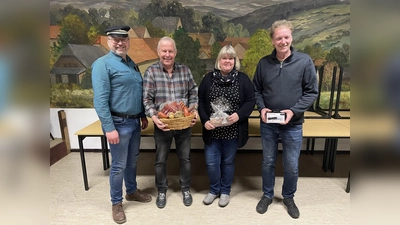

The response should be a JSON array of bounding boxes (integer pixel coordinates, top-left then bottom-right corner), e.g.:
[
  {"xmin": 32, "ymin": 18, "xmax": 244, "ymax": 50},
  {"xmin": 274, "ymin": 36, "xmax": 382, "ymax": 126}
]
[{"xmin": 50, "ymin": 108, "xmax": 350, "ymax": 151}]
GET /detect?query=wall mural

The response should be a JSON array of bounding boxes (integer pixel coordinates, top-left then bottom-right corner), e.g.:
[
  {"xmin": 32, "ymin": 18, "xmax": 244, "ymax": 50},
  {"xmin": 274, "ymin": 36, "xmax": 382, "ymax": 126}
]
[{"xmin": 50, "ymin": 0, "xmax": 350, "ymax": 109}]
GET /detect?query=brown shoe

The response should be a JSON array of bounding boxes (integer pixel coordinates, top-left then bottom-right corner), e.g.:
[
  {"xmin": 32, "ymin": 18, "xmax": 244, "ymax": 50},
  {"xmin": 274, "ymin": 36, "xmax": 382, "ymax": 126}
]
[
  {"xmin": 125, "ymin": 189, "xmax": 152, "ymax": 203},
  {"xmin": 112, "ymin": 202, "xmax": 126, "ymax": 224}
]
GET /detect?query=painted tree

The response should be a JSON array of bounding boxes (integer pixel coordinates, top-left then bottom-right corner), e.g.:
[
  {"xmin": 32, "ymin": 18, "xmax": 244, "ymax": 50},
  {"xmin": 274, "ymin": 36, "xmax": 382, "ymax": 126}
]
[
  {"xmin": 211, "ymin": 41, "xmax": 221, "ymax": 58},
  {"xmin": 325, "ymin": 47, "xmax": 348, "ymax": 67},
  {"xmin": 165, "ymin": 1, "xmax": 200, "ymax": 32},
  {"xmin": 108, "ymin": 7, "xmax": 139, "ymax": 27},
  {"xmin": 241, "ymin": 29, "xmax": 274, "ymax": 80},
  {"xmin": 138, "ymin": 0, "xmax": 200, "ymax": 32},
  {"xmin": 51, "ymin": 14, "xmax": 90, "ymax": 64},
  {"xmin": 300, "ymin": 42, "xmax": 326, "ymax": 60},
  {"xmin": 58, "ymin": 14, "xmax": 89, "ymax": 46},
  {"xmin": 201, "ymin": 12, "xmax": 226, "ymax": 41},
  {"xmin": 88, "ymin": 8, "xmax": 100, "ymax": 25},
  {"xmin": 87, "ymin": 25, "xmax": 101, "ymax": 44},
  {"xmin": 173, "ymin": 27, "xmax": 206, "ymax": 85},
  {"xmin": 223, "ymin": 22, "xmax": 250, "ymax": 38},
  {"xmin": 341, "ymin": 43, "xmax": 350, "ymax": 66},
  {"xmin": 58, "ymin": 5, "xmax": 92, "ymax": 26}
]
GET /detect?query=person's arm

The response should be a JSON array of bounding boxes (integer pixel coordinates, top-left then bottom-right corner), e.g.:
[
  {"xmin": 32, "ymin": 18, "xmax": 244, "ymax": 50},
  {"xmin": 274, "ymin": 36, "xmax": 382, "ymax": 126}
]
[
  {"xmin": 92, "ymin": 59, "xmax": 120, "ymax": 144},
  {"xmin": 253, "ymin": 60, "xmax": 266, "ymax": 111},
  {"xmin": 92, "ymin": 60, "xmax": 114, "ymax": 132},
  {"xmin": 198, "ymin": 74, "xmax": 208, "ymax": 123},
  {"xmin": 143, "ymin": 67, "xmax": 170, "ymax": 131},
  {"xmin": 236, "ymin": 73, "xmax": 256, "ymax": 122},
  {"xmin": 186, "ymin": 68, "xmax": 198, "ymax": 112},
  {"xmin": 252, "ymin": 59, "xmax": 271, "ymax": 122},
  {"xmin": 143, "ymin": 69, "xmax": 157, "ymax": 118},
  {"xmin": 289, "ymin": 57, "xmax": 319, "ymax": 115}
]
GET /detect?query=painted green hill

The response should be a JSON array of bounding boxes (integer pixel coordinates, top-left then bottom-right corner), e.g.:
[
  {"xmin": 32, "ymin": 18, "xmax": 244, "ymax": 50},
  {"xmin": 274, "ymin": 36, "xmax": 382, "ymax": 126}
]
[
  {"xmin": 290, "ymin": 4, "xmax": 350, "ymax": 50},
  {"xmin": 228, "ymin": 0, "xmax": 350, "ymax": 51}
]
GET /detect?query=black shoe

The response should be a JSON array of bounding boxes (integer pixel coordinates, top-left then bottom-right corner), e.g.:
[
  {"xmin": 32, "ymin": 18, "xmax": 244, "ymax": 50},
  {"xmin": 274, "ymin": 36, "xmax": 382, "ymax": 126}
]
[
  {"xmin": 256, "ymin": 195, "xmax": 272, "ymax": 214},
  {"xmin": 283, "ymin": 198, "xmax": 300, "ymax": 219},
  {"xmin": 156, "ymin": 192, "xmax": 166, "ymax": 209},
  {"xmin": 182, "ymin": 190, "xmax": 193, "ymax": 206}
]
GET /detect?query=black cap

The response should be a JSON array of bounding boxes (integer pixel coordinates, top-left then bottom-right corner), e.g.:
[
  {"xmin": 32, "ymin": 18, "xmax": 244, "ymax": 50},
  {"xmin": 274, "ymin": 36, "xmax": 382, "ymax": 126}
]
[{"xmin": 105, "ymin": 26, "xmax": 130, "ymax": 37}]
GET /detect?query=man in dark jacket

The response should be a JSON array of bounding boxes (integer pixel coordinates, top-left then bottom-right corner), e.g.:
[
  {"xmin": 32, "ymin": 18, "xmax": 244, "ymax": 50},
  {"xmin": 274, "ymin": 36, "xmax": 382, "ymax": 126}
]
[{"xmin": 253, "ymin": 20, "xmax": 318, "ymax": 219}]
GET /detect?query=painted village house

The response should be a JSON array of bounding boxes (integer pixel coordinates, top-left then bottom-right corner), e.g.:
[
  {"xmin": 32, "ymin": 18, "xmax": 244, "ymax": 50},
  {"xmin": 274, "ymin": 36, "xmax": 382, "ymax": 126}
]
[
  {"xmin": 50, "ymin": 25, "xmax": 61, "ymax": 47},
  {"xmin": 50, "ymin": 44, "xmax": 107, "ymax": 84},
  {"xmin": 97, "ymin": 36, "xmax": 159, "ymax": 74}
]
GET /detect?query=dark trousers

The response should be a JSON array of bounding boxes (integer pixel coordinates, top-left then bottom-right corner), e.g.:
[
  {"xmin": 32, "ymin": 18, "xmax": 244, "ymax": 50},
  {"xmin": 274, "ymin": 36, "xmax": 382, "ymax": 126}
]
[{"xmin": 154, "ymin": 126, "xmax": 192, "ymax": 193}]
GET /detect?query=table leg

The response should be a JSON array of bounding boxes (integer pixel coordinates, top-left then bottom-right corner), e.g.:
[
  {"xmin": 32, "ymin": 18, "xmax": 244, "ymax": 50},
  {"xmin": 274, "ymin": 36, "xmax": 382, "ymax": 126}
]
[
  {"xmin": 311, "ymin": 138, "xmax": 315, "ymax": 155},
  {"xmin": 102, "ymin": 136, "xmax": 110, "ymax": 169},
  {"xmin": 345, "ymin": 171, "xmax": 350, "ymax": 193},
  {"xmin": 101, "ymin": 136, "xmax": 107, "ymax": 170},
  {"xmin": 322, "ymin": 138, "xmax": 330, "ymax": 172},
  {"xmin": 306, "ymin": 138, "xmax": 310, "ymax": 155},
  {"xmin": 329, "ymin": 138, "xmax": 338, "ymax": 172},
  {"xmin": 78, "ymin": 136, "xmax": 89, "ymax": 191}
]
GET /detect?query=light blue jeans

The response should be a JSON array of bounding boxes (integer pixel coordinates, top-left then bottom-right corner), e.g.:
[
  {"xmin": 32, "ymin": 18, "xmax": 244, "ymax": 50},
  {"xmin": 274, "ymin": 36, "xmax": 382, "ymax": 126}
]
[
  {"xmin": 260, "ymin": 122, "xmax": 303, "ymax": 199},
  {"xmin": 105, "ymin": 116, "xmax": 141, "ymax": 205},
  {"xmin": 204, "ymin": 138, "xmax": 238, "ymax": 195}
]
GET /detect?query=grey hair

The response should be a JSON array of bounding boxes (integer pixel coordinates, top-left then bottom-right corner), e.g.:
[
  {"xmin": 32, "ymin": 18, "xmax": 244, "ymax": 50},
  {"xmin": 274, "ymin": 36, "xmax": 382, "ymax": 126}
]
[
  {"xmin": 214, "ymin": 44, "xmax": 241, "ymax": 71},
  {"xmin": 269, "ymin": 20, "xmax": 294, "ymax": 38},
  {"xmin": 157, "ymin": 36, "xmax": 177, "ymax": 51}
]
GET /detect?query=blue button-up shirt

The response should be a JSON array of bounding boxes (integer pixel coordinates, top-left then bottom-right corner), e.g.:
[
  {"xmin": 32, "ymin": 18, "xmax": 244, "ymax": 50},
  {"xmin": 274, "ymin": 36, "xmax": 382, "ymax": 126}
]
[{"xmin": 92, "ymin": 51, "xmax": 145, "ymax": 132}]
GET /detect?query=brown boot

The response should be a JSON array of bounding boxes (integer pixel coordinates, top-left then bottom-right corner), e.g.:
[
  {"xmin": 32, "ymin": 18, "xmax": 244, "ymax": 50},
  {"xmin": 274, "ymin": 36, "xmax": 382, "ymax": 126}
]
[
  {"xmin": 112, "ymin": 202, "xmax": 126, "ymax": 224},
  {"xmin": 125, "ymin": 189, "xmax": 152, "ymax": 203}
]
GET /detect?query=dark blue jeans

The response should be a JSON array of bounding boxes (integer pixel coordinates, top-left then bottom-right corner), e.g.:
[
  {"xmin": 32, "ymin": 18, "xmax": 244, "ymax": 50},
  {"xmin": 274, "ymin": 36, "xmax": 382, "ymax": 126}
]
[
  {"xmin": 154, "ymin": 126, "xmax": 192, "ymax": 193},
  {"xmin": 105, "ymin": 116, "xmax": 141, "ymax": 205},
  {"xmin": 260, "ymin": 122, "xmax": 303, "ymax": 199},
  {"xmin": 204, "ymin": 138, "xmax": 238, "ymax": 195}
]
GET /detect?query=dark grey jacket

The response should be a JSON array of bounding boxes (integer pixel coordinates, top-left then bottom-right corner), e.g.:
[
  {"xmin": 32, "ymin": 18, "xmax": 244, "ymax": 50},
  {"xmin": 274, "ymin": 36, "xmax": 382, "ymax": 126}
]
[{"xmin": 253, "ymin": 47, "xmax": 319, "ymax": 124}]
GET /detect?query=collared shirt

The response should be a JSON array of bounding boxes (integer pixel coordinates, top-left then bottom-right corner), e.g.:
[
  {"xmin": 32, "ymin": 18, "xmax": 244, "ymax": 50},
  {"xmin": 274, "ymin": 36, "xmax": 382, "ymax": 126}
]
[
  {"xmin": 92, "ymin": 51, "xmax": 144, "ymax": 132},
  {"xmin": 143, "ymin": 61, "xmax": 198, "ymax": 117}
]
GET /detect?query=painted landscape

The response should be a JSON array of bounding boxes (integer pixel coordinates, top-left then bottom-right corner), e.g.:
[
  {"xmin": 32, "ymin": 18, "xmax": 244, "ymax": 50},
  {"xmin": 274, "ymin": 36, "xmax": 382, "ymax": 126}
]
[{"xmin": 50, "ymin": 0, "xmax": 350, "ymax": 109}]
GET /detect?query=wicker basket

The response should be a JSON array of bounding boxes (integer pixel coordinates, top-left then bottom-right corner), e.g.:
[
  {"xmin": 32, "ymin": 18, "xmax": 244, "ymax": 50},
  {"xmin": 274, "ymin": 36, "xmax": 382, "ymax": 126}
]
[{"xmin": 159, "ymin": 114, "xmax": 195, "ymax": 130}]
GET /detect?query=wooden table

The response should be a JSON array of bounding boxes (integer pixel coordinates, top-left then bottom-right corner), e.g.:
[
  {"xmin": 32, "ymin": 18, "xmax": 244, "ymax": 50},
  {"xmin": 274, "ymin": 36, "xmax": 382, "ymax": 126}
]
[
  {"xmin": 303, "ymin": 119, "xmax": 350, "ymax": 172},
  {"xmin": 75, "ymin": 118, "xmax": 350, "ymax": 190},
  {"xmin": 332, "ymin": 119, "xmax": 350, "ymax": 129}
]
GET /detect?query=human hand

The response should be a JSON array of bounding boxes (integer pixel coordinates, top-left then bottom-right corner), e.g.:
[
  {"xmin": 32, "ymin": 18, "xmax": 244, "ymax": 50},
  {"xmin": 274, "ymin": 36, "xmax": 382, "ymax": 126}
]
[
  {"xmin": 204, "ymin": 120, "xmax": 215, "ymax": 130},
  {"xmin": 189, "ymin": 110, "xmax": 198, "ymax": 127},
  {"xmin": 261, "ymin": 108, "xmax": 272, "ymax": 123},
  {"xmin": 141, "ymin": 117, "xmax": 149, "ymax": 129},
  {"xmin": 151, "ymin": 115, "xmax": 170, "ymax": 131},
  {"xmin": 279, "ymin": 109, "xmax": 294, "ymax": 125},
  {"xmin": 227, "ymin": 112, "xmax": 239, "ymax": 124},
  {"xmin": 106, "ymin": 130, "xmax": 119, "ymax": 144}
]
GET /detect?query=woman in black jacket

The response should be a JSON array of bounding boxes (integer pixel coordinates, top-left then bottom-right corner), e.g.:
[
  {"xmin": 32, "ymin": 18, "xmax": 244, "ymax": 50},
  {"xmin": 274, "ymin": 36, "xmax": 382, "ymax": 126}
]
[{"xmin": 198, "ymin": 45, "xmax": 255, "ymax": 207}]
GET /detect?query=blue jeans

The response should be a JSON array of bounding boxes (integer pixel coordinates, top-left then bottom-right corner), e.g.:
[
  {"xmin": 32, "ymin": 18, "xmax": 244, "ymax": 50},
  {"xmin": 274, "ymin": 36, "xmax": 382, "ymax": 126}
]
[
  {"xmin": 204, "ymin": 138, "xmax": 238, "ymax": 195},
  {"xmin": 260, "ymin": 122, "xmax": 303, "ymax": 199},
  {"xmin": 104, "ymin": 116, "xmax": 141, "ymax": 205},
  {"xmin": 154, "ymin": 126, "xmax": 192, "ymax": 193}
]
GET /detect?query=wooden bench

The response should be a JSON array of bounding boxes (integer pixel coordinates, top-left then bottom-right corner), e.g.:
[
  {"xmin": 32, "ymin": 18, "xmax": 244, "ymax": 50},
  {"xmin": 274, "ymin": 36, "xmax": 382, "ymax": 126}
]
[{"xmin": 75, "ymin": 117, "xmax": 349, "ymax": 190}]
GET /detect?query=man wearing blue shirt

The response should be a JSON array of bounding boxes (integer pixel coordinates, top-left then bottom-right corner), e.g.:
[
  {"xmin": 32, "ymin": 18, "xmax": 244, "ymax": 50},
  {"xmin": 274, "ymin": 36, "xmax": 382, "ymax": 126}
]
[{"xmin": 92, "ymin": 26, "xmax": 152, "ymax": 224}]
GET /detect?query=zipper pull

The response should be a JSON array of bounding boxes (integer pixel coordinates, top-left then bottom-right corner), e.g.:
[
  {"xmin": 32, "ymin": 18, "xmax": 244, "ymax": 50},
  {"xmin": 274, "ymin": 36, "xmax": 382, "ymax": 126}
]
[{"xmin": 280, "ymin": 61, "xmax": 283, "ymax": 68}]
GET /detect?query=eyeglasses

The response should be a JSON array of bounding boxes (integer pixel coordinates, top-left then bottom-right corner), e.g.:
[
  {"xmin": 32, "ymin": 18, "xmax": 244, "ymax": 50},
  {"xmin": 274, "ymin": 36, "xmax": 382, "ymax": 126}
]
[{"xmin": 108, "ymin": 37, "xmax": 129, "ymax": 44}]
